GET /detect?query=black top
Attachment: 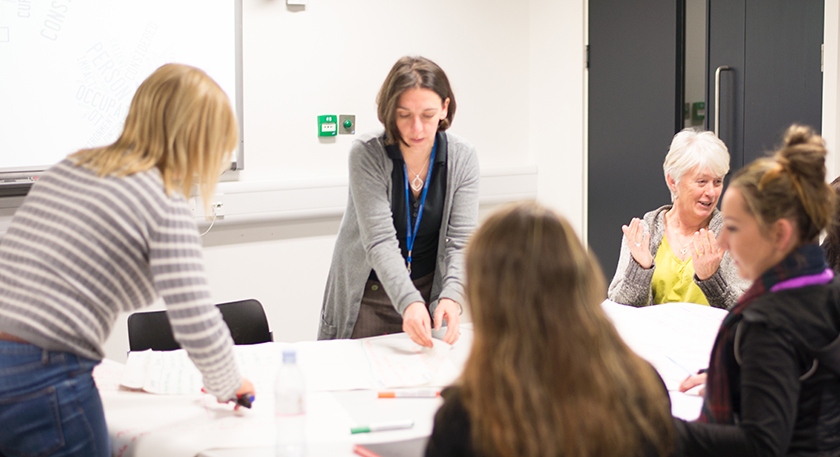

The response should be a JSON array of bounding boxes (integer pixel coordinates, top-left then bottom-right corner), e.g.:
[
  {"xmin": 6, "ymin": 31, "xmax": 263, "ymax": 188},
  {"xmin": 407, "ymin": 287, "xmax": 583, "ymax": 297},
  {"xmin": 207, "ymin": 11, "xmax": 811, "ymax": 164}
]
[
  {"xmin": 424, "ymin": 387, "xmax": 477, "ymax": 457},
  {"xmin": 370, "ymin": 132, "xmax": 447, "ymax": 282},
  {"xmin": 427, "ymin": 383, "xmax": 672, "ymax": 457},
  {"xmin": 675, "ymin": 274, "xmax": 840, "ymax": 457}
]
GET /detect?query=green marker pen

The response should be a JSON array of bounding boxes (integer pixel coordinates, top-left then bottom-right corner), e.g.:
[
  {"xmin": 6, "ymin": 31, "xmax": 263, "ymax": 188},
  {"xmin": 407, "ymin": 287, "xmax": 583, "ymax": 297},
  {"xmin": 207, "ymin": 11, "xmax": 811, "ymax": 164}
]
[{"xmin": 351, "ymin": 419, "xmax": 414, "ymax": 434}]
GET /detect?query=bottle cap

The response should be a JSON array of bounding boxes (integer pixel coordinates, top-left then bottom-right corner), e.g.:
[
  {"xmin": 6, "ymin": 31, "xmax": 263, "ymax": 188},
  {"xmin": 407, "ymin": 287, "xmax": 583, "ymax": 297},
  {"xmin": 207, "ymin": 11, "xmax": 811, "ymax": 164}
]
[{"xmin": 282, "ymin": 349, "xmax": 297, "ymax": 364}]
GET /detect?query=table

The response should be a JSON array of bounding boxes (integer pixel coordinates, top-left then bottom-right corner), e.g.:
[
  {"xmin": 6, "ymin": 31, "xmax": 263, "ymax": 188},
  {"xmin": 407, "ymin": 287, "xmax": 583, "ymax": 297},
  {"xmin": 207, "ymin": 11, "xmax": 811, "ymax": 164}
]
[
  {"xmin": 98, "ymin": 302, "xmax": 727, "ymax": 457},
  {"xmin": 104, "ymin": 390, "xmax": 438, "ymax": 457},
  {"xmin": 101, "ymin": 328, "xmax": 470, "ymax": 457}
]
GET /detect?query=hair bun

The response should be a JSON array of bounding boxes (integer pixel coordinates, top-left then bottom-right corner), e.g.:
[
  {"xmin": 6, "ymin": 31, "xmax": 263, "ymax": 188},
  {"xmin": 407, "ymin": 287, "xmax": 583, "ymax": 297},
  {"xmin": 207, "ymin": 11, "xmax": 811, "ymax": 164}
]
[
  {"xmin": 782, "ymin": 124, "xmax": 823, "ymax": 149},
  {"xmin": 777, "ymin": 125, "xmax": 826, "ymax": 177},
  {"xmin": 767, "ymin": 124, "xmax": 832, "ymax": 240},
  {"xmin": 732, "ymin": 124, "xmax": 834, "ymax": 244}
]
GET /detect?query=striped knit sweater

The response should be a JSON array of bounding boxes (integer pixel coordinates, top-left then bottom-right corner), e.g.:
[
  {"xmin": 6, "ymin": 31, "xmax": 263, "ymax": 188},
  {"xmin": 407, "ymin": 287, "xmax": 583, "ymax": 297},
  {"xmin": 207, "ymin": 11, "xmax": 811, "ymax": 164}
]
[{"xmin": 0, "ymin": 159, "xmax": 241, "ymax": 400}]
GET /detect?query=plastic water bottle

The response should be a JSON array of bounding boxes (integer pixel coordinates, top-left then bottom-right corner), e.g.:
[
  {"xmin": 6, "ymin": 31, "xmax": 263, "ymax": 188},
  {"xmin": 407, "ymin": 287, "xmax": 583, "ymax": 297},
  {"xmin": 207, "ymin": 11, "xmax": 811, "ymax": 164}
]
[{"xmin": 275, "ymin": 349, "xmax": 306, "ymax": 457}]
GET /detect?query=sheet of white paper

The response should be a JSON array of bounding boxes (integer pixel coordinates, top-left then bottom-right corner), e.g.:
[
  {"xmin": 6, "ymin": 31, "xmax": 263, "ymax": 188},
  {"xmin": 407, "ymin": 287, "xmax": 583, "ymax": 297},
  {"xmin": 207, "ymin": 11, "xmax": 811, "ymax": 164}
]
[
  {"xmin": 670, "ymin": 390, "xmax": 705, "ymax": 421},
  {"xmin": 361, "ymin": 333, "xmax": 454, "ymax": 388},
  {"xmin": 106, "ymin": 389, "xmax": 357, "ymax": 457},
  {"xmin": 121, "ymin": 349, "xmax": 203, "ymax": 395},
  {"xmin": 105, "ymin": 392, "xmax": 236, "ymax": 457},
  {"xmin": 144, "ymin": 350, "xmax": 203, "ymax": 394},
  {"xmin": 332, "ymin": 390, "xmax": 442, "ymax": 445},
  {"xmin": 233, "ymin": 342, "xmax": 291, "ymax": 395},
  {"xmin": 132, "ymin": 392, "xmax": 353, "ymax": 457},
  {"xmin": 600, "ymin": 301, "xmax": 721, "ymax": 426},
  {"xmin": 602, "ymin": 301, "xmax": 725, "ymax": 390},
  {"xmin": 121, "ymin": 341, "xmax": 372, "ymax": 395},
  {"xmin": 120, "ymin": 350, "xmax": 150, "ymax": 390},
  {"xmin": 93, "ymin": 358, "xmax": 127, "ymax": 392},
  {"xmin": 295, "ymin": 340, "xmax": 373, "ymax": 391}
]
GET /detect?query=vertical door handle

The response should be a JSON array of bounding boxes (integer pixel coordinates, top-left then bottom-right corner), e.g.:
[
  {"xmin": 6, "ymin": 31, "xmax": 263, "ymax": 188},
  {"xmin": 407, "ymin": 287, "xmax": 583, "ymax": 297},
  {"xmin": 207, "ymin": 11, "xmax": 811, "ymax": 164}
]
[{"xmin": 715, "ymin": 66, "xmax": 731, "ymax": 137}]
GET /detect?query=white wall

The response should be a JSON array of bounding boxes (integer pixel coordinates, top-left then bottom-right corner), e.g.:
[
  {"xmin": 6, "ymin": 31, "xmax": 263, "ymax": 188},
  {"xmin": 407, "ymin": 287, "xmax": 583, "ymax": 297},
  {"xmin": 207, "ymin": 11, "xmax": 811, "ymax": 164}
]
[
  {"xmin": 21, "ymin": 1, "xmax": 840, "ymax": 363},
  {"xmin": 98, "ymin": 0, "xmax": 587, "ymax": 362},
  {"xmin": 530, "ymin": 0, "xmax": 587, "ymax": 237},
  {"xmin": 824, "ymin": 0, "xmax": 840, "ymax": 177},
  {"xmin": 242, "ymin": 0, "xmax": 532, "ymax": 180}
]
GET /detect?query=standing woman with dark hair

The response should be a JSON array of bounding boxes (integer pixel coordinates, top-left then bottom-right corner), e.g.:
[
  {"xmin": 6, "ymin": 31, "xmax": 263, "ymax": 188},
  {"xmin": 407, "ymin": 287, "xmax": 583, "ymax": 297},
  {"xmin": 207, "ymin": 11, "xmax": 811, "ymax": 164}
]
[
  {"xmin": 426, "ymin": 202, "xmax": 675, "ymax": 457},
  {"xmin": 676, "ymin": 125, "xmax": 840, "ymax": 456},
  {"xmin": 0, "ymin": 64, "xmax": 254, "ymax": 457},
  {"xmin": 318, "ymin": 56, "xmax": 479, "ymax": 347}
]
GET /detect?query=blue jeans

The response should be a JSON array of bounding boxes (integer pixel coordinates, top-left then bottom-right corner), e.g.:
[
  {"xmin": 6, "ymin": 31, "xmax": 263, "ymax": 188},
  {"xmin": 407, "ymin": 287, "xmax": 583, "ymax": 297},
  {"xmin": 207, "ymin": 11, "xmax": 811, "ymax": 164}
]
[{"xmin": 0, "ymin": 341, "xmax": 108, "ymax": 457}]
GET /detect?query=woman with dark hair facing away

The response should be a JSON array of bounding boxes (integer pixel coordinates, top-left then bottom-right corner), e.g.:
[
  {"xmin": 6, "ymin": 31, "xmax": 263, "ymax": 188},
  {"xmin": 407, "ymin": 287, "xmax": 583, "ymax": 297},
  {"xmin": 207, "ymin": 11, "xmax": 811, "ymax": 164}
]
[
  {"xmin": 676, "ymin": 125, "xmax": 840, "ymax": 456},
  {"xmin": 426, "ymin": 202, "xmax": 675, "ymax": 457},
  {"xmin": 821, "ymin": 176, "xmax": 840, "ymax": 273},
  {"xmin": 0, "ymin": 64, "xmax": 254, "ymax": 456},
  {"xmin": 318, "ymin": 56, "xmax": 479, "ymax": 347}
]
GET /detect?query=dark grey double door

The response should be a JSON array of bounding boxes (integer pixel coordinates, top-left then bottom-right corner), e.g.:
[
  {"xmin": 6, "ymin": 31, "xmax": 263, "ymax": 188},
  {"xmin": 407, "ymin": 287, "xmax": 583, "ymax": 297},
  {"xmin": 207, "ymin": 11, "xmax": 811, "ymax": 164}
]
[{"xmin": 588, "ymin": 0, "xmax": 824, "ymax": 281}]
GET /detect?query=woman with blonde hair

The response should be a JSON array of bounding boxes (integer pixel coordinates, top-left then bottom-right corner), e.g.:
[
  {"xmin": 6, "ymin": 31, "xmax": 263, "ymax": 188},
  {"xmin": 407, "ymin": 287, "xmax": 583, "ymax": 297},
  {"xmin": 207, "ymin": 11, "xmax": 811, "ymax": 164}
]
[
  {"xmin": 426, "ymin": 202, "xmax": 675, "ymax": 457},
  {"xmin": 676, "ymin": 125, "xmax": 840, "ymax": 456},
  {"xmin": 0, "ymin": 64, "xmax": 253, "ymax": 456}
]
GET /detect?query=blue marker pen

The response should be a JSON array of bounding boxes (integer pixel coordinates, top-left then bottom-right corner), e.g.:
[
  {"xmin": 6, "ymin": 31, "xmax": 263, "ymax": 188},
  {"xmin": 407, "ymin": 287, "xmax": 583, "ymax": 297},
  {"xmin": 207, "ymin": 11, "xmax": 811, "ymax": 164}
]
[{"xmin": 236, "ymin": 393, "xmax": 254, "ymax": 409}]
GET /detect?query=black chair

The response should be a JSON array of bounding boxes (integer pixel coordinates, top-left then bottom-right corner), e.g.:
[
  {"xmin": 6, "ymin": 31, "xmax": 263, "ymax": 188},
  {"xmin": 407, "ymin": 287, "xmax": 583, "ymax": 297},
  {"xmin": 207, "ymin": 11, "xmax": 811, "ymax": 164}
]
[{"xmin": 127, "ymin": 299, "xmax": 273, "ymax": 351}]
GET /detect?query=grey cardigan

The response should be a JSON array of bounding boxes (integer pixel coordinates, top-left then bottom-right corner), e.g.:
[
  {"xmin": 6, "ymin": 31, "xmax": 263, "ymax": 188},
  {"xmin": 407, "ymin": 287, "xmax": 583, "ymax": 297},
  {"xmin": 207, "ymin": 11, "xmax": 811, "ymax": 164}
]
[
  {"xmin": 318, "ymin": 131, "xmax": 480, "ymax": 340},
  {"xmin": 607, "ymin": 205, "xmax": 749, "ymax": 309}
]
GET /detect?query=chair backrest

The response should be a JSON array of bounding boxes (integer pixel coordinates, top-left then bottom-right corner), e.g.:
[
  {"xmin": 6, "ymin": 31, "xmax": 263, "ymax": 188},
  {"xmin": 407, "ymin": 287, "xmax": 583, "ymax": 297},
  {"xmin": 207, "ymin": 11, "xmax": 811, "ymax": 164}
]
[
  {"xmin": 216, "ymin": 299, "xmax": 273, "ymax": 346},
  {"xmin": 127, "ymin": 299, "xmax": 273, "ymax": 352},
  {"xmin": 127, "ymin": 310, "xmax": 179, "ymax": 351}
]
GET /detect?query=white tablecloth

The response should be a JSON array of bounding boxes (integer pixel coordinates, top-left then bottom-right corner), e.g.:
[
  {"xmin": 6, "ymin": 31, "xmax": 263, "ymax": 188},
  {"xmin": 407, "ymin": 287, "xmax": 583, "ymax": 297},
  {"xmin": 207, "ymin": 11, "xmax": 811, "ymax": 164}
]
[{"xmin": 98, "ymin": 303, "xmax": 726, "ymax": 457}]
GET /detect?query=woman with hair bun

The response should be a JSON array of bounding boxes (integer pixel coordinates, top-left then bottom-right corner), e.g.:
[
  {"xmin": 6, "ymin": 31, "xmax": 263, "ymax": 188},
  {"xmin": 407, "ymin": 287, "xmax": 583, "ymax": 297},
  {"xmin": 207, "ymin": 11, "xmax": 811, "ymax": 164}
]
[
  {"xmin": 676, "ymin": 125, "xmax": 840, "ymax": 456},
  {"xmin": 426, "ymin": 202, "xmax": 675, "ymax": 457}
]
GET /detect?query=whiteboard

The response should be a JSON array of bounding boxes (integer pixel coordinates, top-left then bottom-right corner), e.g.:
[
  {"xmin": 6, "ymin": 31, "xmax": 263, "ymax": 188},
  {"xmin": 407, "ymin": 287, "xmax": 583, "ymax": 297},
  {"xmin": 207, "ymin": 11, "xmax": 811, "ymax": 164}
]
[{"xmin": 0, "ymin": 0, "xmax": 243, "ymax": 179}]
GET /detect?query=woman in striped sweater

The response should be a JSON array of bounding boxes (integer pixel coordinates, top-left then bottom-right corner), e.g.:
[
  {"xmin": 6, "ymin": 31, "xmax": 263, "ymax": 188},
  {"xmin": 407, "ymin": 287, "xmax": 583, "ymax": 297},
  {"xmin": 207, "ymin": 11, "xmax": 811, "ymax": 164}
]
[{"xmin": 0, "ymin": 64, "xmax": 254, "ymax": 457}]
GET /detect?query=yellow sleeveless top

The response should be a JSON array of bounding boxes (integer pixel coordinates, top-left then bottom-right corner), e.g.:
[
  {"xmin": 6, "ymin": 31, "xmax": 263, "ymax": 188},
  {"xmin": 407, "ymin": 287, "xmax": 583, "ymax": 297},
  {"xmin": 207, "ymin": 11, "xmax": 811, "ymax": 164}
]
[{"xmin": 650, "ymin": 236, "xmax": 710, "ymax": 306}]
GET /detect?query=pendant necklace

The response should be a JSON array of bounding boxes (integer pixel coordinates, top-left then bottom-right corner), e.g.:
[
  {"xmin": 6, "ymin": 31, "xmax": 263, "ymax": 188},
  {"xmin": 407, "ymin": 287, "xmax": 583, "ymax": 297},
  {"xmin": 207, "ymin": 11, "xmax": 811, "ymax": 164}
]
[
  {"xmin": 668, "ymin": 211, "xmax": 692, "ymax": 255},
  {"xmin": 673, "ymin": 233, "xmax": 691, "ymax": 255},
  {"xmin": 406, "ymin": 159, "xmax": 429, "ymax": 193}
]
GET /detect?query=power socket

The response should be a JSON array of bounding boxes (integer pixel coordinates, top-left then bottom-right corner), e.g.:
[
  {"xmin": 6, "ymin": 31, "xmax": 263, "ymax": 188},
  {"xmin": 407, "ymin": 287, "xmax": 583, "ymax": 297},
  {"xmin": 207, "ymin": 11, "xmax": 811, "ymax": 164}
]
[
  {"xmin": 190, "ymin": 194, "xmax": 225, "ymax": 218},
  {"xmin": 211, "ymin": 201, "xmax": 225, "ymax": 217}
]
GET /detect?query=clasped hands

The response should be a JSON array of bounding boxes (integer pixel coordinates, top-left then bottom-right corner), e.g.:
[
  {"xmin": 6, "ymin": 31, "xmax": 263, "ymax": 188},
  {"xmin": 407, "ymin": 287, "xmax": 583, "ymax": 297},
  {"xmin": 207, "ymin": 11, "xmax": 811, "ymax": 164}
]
[
  {"xmin": 402, "ymin": 298, "xmax": 461, "ymax": 348},
  {"xmin": 622, "ymin": 218, "xmax": 723, "ymax": 280}
]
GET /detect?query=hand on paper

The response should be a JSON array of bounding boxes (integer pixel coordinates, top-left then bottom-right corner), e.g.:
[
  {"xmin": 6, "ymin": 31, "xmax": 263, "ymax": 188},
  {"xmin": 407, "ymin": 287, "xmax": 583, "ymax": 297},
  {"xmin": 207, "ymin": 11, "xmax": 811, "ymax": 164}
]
[
  {"xmin": 679, "ymin": 373, "xmax": 707, "ymax": 396},
  {"xmin": 403, "ymin": 301, "xmax": 433, "ymax": 348},
  {"xmin": 691, "ymin": 228, "xmax": 723, "ymax": 281},
  {"xmin": 622, "ymin": 218, "xmax": 652, "ymax": 269},
  {"xmin": 434, "ymin": 298, "xmax": 461, "ymax": 345}
]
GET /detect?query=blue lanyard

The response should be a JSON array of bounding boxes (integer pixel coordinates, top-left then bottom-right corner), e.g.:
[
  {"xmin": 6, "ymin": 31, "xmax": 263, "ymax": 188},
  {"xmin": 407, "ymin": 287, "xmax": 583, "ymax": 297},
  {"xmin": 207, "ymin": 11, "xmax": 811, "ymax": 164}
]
[{"xmin": 404, "ymin": 141, "xmax": 436, "ymax": 274}]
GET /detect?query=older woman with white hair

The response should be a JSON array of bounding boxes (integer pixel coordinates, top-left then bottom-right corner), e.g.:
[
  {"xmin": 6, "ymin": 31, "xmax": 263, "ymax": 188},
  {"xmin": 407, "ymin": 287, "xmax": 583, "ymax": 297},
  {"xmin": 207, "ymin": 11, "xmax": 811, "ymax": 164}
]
[{"xmin": 608, "ymin": 129, "xmax": 749, "ymax": 309}]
